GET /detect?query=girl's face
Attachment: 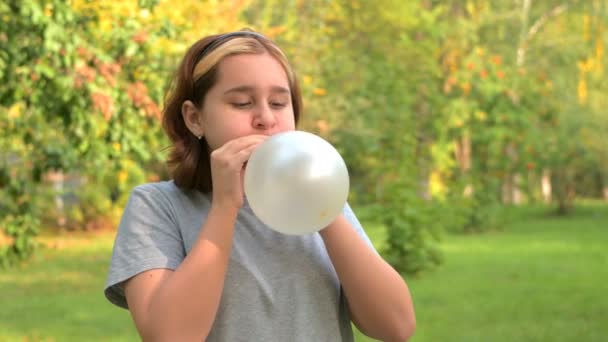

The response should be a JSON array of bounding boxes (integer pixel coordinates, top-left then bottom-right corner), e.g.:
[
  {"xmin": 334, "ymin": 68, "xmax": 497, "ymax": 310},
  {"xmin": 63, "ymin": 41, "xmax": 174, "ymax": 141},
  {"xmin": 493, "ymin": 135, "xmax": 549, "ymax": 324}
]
[{"xmin": 197, "ymin": 53, "xmax": 296, "ymax": 150}]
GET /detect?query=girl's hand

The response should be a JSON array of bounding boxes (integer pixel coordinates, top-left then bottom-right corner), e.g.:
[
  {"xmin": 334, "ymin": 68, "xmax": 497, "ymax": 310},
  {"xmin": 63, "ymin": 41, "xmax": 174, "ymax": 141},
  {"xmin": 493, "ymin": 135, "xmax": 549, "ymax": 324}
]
[{"xmin": 209, "ymin": 134, "xmax": 267, "ymax": 211}]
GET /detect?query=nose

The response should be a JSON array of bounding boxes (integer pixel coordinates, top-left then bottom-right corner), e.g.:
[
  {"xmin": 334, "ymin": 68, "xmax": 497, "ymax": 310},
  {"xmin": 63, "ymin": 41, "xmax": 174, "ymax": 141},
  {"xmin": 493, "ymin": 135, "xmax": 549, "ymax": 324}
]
[{"xmin": 252, "ymin": 103, "xmax": 276, "ymax": 130}]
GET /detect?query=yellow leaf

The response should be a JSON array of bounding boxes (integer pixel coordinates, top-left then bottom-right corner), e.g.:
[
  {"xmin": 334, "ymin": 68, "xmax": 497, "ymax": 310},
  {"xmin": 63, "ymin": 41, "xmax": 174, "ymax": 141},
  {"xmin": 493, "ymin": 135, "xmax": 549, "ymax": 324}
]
[
  {"xmin": 466, "ymin": 1, "xmax": 475, "ymax": 17},
  {"xmin": 316, "ymin": 119, "xmax": 329, "ymax": 133},
  {"xmin": 313, "ymin": 88, "xmax": 327, "ymax": 96},
  {"xmin": 429, "ymin": 170, "xmax": 447, "ymax": 197},
  {"xmin": 578, "ymin": 78, "xmax": 587, "ymax": 104},
  {"xmin": 265, "ymin": 26, "xmax": 287, "ymax": 39},
  {"xmin": 461, "ymin": 82, "xmax": 471, "ymax": 95},
  {"xmin": 474, "ymin": 111, "xmax": 487, "ymax": 121},
  {"xmin": 118, "ymin": 170, "xmax": 128, "ymax": 184},
  {"xmin": 8, "ymin": 102, "xmax": 23, "ymax": 119},
  {"xmin": 44, "ymin": 4, "xmax": 53, "ymax": 17},
  {"xmin": 595, "ymin": 38, "xmax": 604, "ymax": 74},
  {"xmin": 583, "ymin": 15, "xmax": 590, "ymax": 41}
]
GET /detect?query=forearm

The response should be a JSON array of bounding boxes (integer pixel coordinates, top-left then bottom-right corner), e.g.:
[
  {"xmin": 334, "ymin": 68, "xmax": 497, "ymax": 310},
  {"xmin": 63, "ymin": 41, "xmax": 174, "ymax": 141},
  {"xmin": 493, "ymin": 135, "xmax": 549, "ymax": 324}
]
[
  {"xmin": 320, "ymin": 215, "xmax": 416, "ymax": 341},
  {"xmin": 145, "ymin": 204, "xmax": 238, "ymax": 341}
]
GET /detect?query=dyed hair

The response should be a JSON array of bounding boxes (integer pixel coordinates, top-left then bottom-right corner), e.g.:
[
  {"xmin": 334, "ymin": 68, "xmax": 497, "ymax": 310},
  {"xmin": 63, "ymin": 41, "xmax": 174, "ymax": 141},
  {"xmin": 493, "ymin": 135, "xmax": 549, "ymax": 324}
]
[{"xmin": 162, "ymin": 31, "xmax": 302, "ymax": 193}]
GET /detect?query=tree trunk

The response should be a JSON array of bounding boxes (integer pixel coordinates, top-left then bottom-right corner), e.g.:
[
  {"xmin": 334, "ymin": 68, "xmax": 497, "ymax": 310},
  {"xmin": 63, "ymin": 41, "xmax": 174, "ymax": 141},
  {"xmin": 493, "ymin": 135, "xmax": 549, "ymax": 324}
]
[
  {"xmin": 415, "ymin": 95, "xmax": 432, "ymax": 201},
  {"xmin": 512, "ymin": 174, "xmax": 523, "ymax": 204},
  {"xmin": 553, "ymin": 167, "xmax": 575, "ymax": 215},
  {"xmin": 508, "ymin": 0, "xmax": 532, "ymax": 205},
  {"xmin": 542, "ymin": 168, "xmax": 552, "ymax": 203},
  {"xmin": 502, "ymin": 142, "xmax": 518, "ymax": 204},
  {"xmin": 454, "ymin": 133, "xmax": 472, "ymax": 197},
  {"xmin": 526, "ymin": 169, "xmax": 538, "ymax": 203},
  {"xmin": 511, "ymin": 1, "xmax": 567, "ymax": 205},
  {"xmin": 417, "ymin": 146, "xmax": 431, "ymax": 200},
  {"xmin": 46, "ymin": 171, "xmax": 66, "ymax": 228},
  {"xmin": 602, "ymin": 173, "xmax": 608, "ymax": 201},
  {"xmin": 502, "ymin": 176, "xmax": 513, "ymax": 204}
]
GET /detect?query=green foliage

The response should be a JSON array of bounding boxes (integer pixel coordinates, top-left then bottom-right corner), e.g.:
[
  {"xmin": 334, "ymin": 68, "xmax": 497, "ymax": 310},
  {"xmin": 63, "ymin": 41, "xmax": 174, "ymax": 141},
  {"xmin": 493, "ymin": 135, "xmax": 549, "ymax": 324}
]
[
  {"xmin": 315, "ymin": 1, "xmax": 446, "ymax": 275},
  {"xmin": 243, "ymin": 0, "xmax": 607, "ymax": 274},
  {"xmin": 380, "ymin": 184, "xmax": 444, "ymax": 275},
  {"xmin": 1, "ymin": 0, "xmax": 607, "ymax": 273},
  {"xmin": 0, "ymin": 215, "xmax": 39, "ymax": 268},
  {"xmin": 0, "ymin": 0, "xmax": 168, "ymax": 266}
]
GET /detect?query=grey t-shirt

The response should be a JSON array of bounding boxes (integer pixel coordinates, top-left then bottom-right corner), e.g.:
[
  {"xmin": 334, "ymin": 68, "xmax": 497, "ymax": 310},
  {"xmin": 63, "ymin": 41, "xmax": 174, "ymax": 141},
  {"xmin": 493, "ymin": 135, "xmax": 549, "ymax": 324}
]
[{"xmin": 104, "ymin": 181, "xmax": 376, "ymax": 341}]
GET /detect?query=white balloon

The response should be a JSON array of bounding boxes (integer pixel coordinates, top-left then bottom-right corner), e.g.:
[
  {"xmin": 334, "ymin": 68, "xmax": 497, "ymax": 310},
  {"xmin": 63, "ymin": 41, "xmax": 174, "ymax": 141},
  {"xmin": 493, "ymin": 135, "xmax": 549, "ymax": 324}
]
[{"xmin": 244, "ymin": 131, "xmax": 349, "ymax": 235}]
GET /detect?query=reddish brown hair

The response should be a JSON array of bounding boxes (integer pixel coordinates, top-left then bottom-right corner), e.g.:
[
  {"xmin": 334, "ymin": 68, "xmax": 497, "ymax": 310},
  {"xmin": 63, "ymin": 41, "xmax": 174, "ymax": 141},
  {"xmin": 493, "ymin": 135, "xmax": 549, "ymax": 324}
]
[{"xmin": 162, "ymin": 31, "xmax": 302, "ymax": 193}]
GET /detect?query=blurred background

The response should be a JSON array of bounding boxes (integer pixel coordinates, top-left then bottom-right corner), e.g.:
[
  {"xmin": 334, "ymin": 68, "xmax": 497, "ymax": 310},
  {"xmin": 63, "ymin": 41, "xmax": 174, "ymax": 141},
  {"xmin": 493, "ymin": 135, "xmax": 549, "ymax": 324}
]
[{"xmin": 1, "ymin": 0, "xmax": 607, "ymax": 341}]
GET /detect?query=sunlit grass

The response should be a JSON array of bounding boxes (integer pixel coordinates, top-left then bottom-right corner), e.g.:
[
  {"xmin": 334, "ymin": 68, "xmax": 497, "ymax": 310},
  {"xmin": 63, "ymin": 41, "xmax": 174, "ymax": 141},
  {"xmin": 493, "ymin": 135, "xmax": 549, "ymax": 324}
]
[
  {"xmin": 0, "ymin": 231, "xmax": 139, "ymax": 341},
  {"xmin": 1, "ymin": 203, "xmax": 606, "ymax": 341},
  {"xmin": 355, "ymin": 202, "xmax": 608, "ymax": 341}
]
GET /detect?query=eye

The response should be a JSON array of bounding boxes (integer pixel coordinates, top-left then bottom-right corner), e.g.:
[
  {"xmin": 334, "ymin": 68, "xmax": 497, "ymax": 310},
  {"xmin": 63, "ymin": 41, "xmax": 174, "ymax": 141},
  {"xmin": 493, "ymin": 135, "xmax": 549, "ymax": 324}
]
[
  {"xmin": 232, "ymin": 102, "xmax": 252, "ymax": 108},
  {"xmin": 270, "ymin": 101, "xmax": 288, "ymax": 108}
]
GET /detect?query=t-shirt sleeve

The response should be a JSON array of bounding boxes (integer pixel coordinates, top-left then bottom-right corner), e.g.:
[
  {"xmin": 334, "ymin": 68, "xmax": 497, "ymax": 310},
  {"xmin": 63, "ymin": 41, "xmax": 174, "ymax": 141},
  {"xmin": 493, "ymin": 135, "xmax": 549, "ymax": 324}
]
[
  {"xmin": 342, "ymin": 202, "xmax": 378, "ymax": 253},
  {"xmin": 104, "ymin": 184, "xmax": 185, "ymax": 309}
]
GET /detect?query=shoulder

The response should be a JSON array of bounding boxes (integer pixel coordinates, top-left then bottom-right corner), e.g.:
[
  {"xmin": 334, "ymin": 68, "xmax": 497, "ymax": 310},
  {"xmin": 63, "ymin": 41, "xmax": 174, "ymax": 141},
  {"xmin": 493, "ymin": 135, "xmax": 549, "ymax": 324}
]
[
  {"xmin": 129, "ymin": 180, "xmax": 199, "ymax": 205},
  {"xmin": 122, "ymin": 181, "xmax": 185, "ymax": 219},
  {"xmin": 126, "ymin": 181, "xmax": 211, "ymax": 220},
  {"xmin": 131, "ymin": 180, "xmax": 181, "ymax": 198},
  {"xmin": 116, "ymin": 180, "xmax": 199, "ymax": 240}
]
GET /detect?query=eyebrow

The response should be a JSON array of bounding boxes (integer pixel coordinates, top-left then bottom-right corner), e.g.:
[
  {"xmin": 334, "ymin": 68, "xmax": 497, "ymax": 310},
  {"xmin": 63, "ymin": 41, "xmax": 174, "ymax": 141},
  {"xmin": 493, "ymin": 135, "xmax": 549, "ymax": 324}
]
[{"xmin": 223, "ymin": 85, "xmax": 290, "ymax": 95}]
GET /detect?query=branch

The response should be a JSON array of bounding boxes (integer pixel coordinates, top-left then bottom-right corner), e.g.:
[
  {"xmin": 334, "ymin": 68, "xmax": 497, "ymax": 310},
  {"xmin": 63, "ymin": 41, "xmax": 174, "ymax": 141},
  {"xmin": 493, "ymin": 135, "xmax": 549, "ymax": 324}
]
[
  {"xmin": 526, "ymin": 3, "xmax": 569, "ymax": 42},
  {"xmin": 517, "ymin": 3, "xmax": 569, "ymax": 66}
]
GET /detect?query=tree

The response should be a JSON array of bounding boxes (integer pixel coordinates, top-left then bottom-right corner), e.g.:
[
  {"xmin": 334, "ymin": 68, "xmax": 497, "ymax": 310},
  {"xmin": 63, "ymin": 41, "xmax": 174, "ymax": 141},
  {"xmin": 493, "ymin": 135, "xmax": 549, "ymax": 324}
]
[
  {"xmin": 0, "ymin": 0, "xmax": 167, "ymax": 265},
  {"xmin": 0, "ymin": 0, "xmax": 257, "ymax": 266}
]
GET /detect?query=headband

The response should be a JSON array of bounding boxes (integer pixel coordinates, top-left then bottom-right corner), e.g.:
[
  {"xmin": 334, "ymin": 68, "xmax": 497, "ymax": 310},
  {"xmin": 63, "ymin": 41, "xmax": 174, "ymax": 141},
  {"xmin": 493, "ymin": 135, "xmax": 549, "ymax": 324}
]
[{"xmin": 197, "ymin": 31, "xmax": 268, "ymax": 62}]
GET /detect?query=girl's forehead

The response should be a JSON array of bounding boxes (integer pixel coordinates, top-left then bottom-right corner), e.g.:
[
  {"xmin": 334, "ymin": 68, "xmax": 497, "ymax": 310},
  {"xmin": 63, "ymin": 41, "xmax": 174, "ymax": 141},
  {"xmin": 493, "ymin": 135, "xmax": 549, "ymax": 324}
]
[{"xmin": 215, "ymin": 53, "xmax": 290, "ymax": 86}]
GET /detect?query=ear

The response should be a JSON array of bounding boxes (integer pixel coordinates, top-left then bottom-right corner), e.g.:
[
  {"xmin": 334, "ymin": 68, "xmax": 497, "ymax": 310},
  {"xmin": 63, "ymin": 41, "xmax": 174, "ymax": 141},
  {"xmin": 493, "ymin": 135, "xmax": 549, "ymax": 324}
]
[{"xmin": 182, "ymin": 100, "xmax": 204, "ymax": 138}]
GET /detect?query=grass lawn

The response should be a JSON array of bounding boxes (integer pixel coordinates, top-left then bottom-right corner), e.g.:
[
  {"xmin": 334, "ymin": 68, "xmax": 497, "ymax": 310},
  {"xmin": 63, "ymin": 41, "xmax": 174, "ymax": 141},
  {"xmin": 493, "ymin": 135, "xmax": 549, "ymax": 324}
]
[
  {"xmin": 1, "ymin": 203, "xmax": 606, "ymax": 341},
  {"xmin": 0, "ymin": 230, "xmax": 139, "ymax": 341},
  {"xmin": 356, "ymin": 203, "xmax": 608, "ymax": 341}
]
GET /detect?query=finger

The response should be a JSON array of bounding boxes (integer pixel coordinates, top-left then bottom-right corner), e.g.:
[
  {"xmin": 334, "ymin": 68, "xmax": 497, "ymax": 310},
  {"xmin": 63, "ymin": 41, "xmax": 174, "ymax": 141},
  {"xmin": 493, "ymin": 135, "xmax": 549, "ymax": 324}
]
[
  {"xmin": 211, "ymin": 138, "xmax": 264, "ymax": 171},
  {"xmin": 222, "ymin": 135, "xmax": 267, "ymax": 153},
  {"xmin": 212, "ymin": 135, "xmax": 266, "ymax": 162},
  {"xmin": 230, "ymin": 141, "xmax": 264, "ymax": 167}
]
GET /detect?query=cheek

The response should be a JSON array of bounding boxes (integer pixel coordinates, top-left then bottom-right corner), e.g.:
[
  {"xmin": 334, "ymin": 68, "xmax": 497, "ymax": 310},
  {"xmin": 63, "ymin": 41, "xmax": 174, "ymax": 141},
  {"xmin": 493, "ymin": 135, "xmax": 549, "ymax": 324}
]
[
  {"xmin": 206, "ymin": 124, "xmax": 249, "ymax": 149},
  {"xmin": 279, "ymin": 108, "xmax": 297, "ymax": 129},
  {"xmin": 202, "ymin": 106, "xmax": 246, "ymax": 148}
]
